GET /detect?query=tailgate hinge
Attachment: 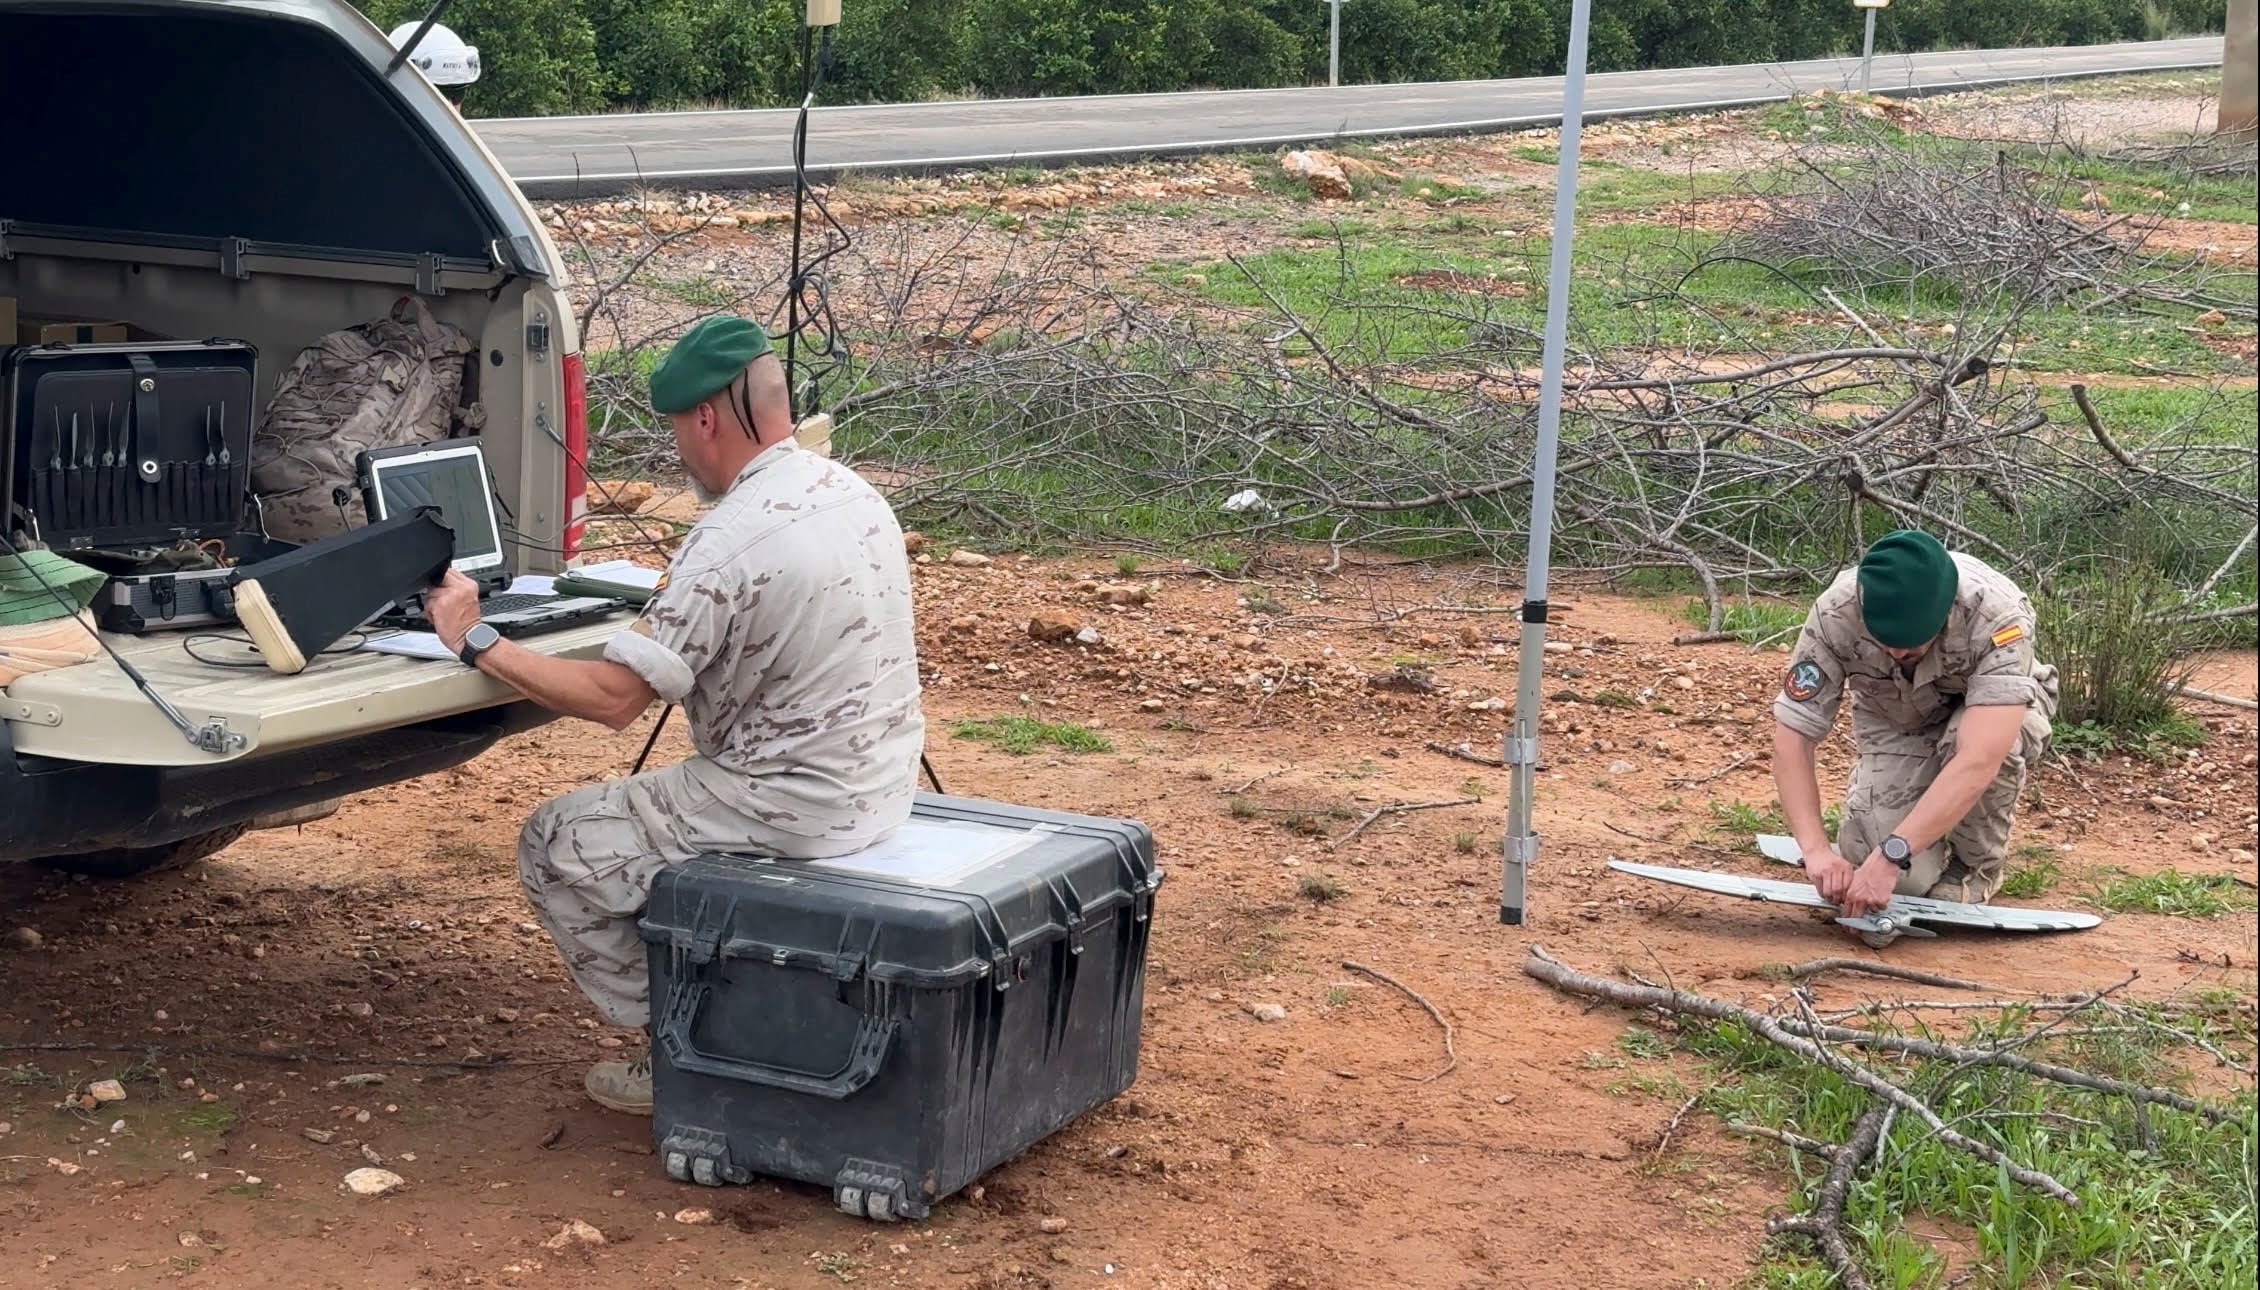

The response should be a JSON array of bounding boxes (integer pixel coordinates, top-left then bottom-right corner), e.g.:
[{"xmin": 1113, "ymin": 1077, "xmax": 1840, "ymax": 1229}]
[
  {"xmin": 4, "ymin": 698, "xmax": 61, "ymax": 728},
  {"xmin": 527, "ymin": 310, "xmax": 552, "ymax": 360},
  {"xmin": 0, "ymin": 219, "xmax": 13, "ymax": 260},
  {"xmin": 220, "ymin": 238, "xmax": 252, "ymax": 281}
]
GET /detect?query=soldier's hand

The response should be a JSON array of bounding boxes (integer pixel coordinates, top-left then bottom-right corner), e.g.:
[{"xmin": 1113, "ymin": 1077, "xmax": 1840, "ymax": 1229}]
[
  {"xmin": 424, "ymin": 568, "xmax": 484, "ymax": 652},
  {"xmin": 1803, "ymin": 846, "xmax": 1856, "ymax": 903},
  {"xmin": 1838, "ymin": 852, "xmax": 1900, "ymax": 919}
]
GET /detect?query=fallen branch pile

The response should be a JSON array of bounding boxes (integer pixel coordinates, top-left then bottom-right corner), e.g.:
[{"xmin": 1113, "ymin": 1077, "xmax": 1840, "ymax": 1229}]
[{"xmin": 1522, "ymin": 945, "xmax": 2249, "ymax": 1285}]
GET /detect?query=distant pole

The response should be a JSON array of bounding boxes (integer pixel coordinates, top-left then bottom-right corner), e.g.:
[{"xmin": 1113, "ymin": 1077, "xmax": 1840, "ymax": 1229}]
[
  {"xmin": 1860, "ymin": 8, "xmax": 1877, "ymax": 92},
  {"xmin": 1499, "ymin": 0, "xmax": 1591, "ymax": 928},
  {"xmin": 1329, "ymin": 0, "xmax": 1342, "ymax": 87}
]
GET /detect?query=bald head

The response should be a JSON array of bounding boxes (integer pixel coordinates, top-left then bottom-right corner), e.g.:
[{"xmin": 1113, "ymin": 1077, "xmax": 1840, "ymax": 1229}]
[{"xmin": 668, "ymin": 352, "xmax": 796, "ymax": 497}]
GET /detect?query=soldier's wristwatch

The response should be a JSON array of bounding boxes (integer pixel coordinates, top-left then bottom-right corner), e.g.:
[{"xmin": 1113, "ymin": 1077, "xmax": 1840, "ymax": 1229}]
[
  {"xmin": 457, "ymin": 622, "xmax": 500, "ymax": 669},
  {"xmin": 1881, "ymin": 834, "xmax": 1914, "ymax": 871}
]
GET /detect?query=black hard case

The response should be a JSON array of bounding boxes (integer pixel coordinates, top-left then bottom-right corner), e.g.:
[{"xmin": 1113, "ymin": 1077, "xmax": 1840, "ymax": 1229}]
[
  {"xmin": 3, "ymin": 339, "xmax": 256, "ymax": 551},
  {"xmin": 640, "ymin": 793, "xmax": 1162, "ymax": 1221}
]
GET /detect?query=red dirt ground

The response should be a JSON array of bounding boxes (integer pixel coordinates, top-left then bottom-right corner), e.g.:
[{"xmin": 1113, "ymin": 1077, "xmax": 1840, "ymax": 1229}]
[{"xmin": 4, "ymin": 551, "xmax": 2254, "ymax": 1290}]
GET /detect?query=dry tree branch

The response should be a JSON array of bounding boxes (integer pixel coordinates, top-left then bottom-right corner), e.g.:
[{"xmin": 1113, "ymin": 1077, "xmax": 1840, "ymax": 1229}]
[
  {"xmin": 1787, "ymin": 959, "xmax": 1999, "ymax": 992},
  {"xmin": 1343, "ymin": 960, "xmax": 1458, "ymax": 1083},
  {"xmin": 1327, "ymin": 798, "xmax": 1481, "ymax": 850},
  {"xmin": 1763, "ymin": 1102, "xmax": 1894, "ymax": 1290}
]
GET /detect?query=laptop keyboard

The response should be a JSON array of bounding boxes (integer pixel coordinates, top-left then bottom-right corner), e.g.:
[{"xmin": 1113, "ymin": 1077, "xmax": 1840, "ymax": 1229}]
[{"xmin": 481, "ymin": 592, "xmax": 561, "ymax": 616}]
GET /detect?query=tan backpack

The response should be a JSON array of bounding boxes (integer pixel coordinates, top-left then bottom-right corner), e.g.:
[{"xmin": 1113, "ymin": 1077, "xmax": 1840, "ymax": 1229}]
[{"xmin": 249, "ymin": 296, "xmax": 483, "ymax": 543}]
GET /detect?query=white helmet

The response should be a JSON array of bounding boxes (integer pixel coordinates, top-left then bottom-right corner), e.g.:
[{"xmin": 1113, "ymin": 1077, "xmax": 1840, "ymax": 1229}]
[{"xmin": 387, "ymin": 20, "xmax": 481, "ymax": 87}]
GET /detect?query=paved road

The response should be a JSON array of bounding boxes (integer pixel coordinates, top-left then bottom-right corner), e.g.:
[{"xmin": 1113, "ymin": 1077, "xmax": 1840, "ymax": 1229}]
[{"xmin": 484, "ymin": 37, "xmax": 2224, "ymax": 198}]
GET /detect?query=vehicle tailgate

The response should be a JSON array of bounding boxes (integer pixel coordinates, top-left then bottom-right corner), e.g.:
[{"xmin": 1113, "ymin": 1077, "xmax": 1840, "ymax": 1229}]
[{"xmin": 4, "ymin": 621, "xmax": 621, "ymax": 766}]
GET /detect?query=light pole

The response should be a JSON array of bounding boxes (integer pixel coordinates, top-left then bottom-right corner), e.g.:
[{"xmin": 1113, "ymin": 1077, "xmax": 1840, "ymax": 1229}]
[
  {"xmin": 1855, "ymin": 0, "xmax": 1890, "ymax": 94},
  {"xmin": 1328, "ymin": 0, "xmax": 1342, "ymax": 87}
]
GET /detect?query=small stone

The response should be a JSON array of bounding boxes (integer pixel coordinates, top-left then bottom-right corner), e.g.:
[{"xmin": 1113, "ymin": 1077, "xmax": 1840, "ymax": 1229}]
[
  {"xmin": 50, "ymin": 1158, "xmax": 83, "ymax": 1176},
  {"xmin": 946, "ymin": 549, "xmax": 992, "ymax": 568},
  {"xmin": 948, "ymin": 615, "xmax": 979, "ymax": 635},
  {"xmin": 1027, "ymin": 611, "xmax": 1081, "ymax": 643},
  {"xmin": 1247, "ymin": 1002, "xmax": 1289, "ymax": 1023},
  {"xmin": 340, "ymin": 1074, "xmax": 385, "ymax": 1089},
  {"xmin": 1467, "ymin": 697, "xmax": 1509, "ymax": 712},
  {"xmin": 674, "ymin": 1208, "xmax": 716, "ymax": 1225},
  {"xmin": 598, "ymin": 1037, "xmax": 625, "ymax": 1050},
  {"xmin": 1038, "ymin": 1217, "xmax": 1070, "ymax": 1234},
  {"xmin": 1074, "ymin": 626, "xmax": 1103, "ymax": 646},
  {"xmin": 1543, "ymin": 642, "xmax": 1572, "ymax": 656},
  {"xmin": 1139, "ymin": 698, "xmax": 1167, "ymax": 712},
  {"xmin": 2190, "ymin": 833, "xmax": 2213, "ymax": 851},
  {"xmin": 1457, "ymin": 626, "xmax": 1482, "ymax": 648},
  {"xmin": 2195, "ymin": 309, "xmax": 2228, "ymax": 328},
  {"xmin": 902, "ymin": 531, "xmax": 929, "ymax": 555},
  {"xmin": 4, "ymin": 927, "xmax": 41, "ymax": 952},
  {"xmin": 1094, "ymin": 583, "xmax": 1151, "ymax": 607},
  {"xmin": 342, "ymin": 1168, "xmax": 405, "ymax": 1197},
  {"xmin": 109, "ymin": 1119, "xmax": 127, "ymax": 1135},
  {"xmin": 1204, "ymin": 990, "xmax": 1226, "ymax": 1003},
  {"xmin": 0, "ymin": 1121, "xmax": 12, "ymax": 1136},
  {"xmin": 88, "ymin": 1080, "xmax": 127, "ymax": 1104},
  {"xmin": 492, "ymin": 1008, "xmax": 520, "ymax": 1024},
  {"xmin": 1672, "ymin": 676, "xmax": 1696, "ymax": 691},
  {"xmin": 544, "ymin": 1219, "xmax": 607, "ymax": 1249},
  {"xmin": 1232, "ymin": 633, "xmax": 1264, "ymax": 652},
  {"xmin": 517, "ymin": 922, "xmax": 540, "ymax": 935},
  {"xmin": 360, "ymin": 1144, "xmax": 386, "ymax": 1166},
  {"xmin": 155, "ymin": 1011, "xmax": 170, "ymax": 1024},
  {"xmin": 1495, "ymin": 1094, "xmax": 1517, "ymax": 1105},
  {"xmin": 200, "ymin": 1093, "xmax": 220, "ymax": 1104},
  {"xmin": 1608, "ymin": 759, "xmax": 1635, "ymax": 775},
  {"xmin": 303, "ymin": 1128, "xmax": 336, "ymax": 1145},
  {"xmin": 178, "ymin": 1232, "xmax": 203, "ymax": 1249},
  {"xmin": 345, "ymin": 1002, "xmax": 373, "ymax": 1019}
]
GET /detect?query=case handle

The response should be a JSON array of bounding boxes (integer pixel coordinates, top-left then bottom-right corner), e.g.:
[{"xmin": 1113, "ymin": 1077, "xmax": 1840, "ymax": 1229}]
[
  {"xmin": 655, "ymin": 980, "xmax": 896, "ymax": 1101},
  {"xmin": 127, "ymin": 353, "xmax": 162, "ymax": 484}
]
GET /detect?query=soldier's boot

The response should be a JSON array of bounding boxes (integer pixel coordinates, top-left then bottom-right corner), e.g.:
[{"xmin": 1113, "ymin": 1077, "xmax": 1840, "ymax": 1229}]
[
  {"xmin": 1925, "ymin": 850, "xmax": 2004, "ymax": 906},
  {"xmin": 585, "ymin": 1056, "xmax": 653, "ymax": 1115}
]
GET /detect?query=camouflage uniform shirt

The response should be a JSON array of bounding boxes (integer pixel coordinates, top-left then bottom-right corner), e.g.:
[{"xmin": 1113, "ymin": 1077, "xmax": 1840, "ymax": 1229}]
[
  {"xmin": 603, "ymin": 439, "xmax": 926, "ymax": 849},
  {"xmin": 1773, "ymin": 552, "xmax": 2050, "ymax": 744}
]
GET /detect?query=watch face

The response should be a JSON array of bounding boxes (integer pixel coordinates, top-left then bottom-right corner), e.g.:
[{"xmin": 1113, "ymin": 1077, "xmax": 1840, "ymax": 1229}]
[
  {"xmin": 1883, "ymin": 835, "xmax": 1911, "ymax": 862},
  {"xmin": 466, "ymin": 624, "xmax": 500, "ymax": 651}
]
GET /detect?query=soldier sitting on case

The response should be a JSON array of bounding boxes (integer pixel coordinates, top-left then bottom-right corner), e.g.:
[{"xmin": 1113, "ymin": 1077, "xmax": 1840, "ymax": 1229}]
[
  {"xmin": 421, "ymin": 316, "xmax": 927, "ymax": 1114},
  {"xmin": 1770, "ymin": 530, "xmax": 2058, "ymax": 939}
]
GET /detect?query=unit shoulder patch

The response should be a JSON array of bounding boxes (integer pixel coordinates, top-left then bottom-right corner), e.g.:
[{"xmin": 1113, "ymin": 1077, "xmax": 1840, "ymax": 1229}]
[
  {"xmin": 1782, "ymin": 659, "xmax": 1824, "ymax": 702},
  {"xmin": 1989, "ymin": 622, "xmax": 2025, "ymax": 648}
]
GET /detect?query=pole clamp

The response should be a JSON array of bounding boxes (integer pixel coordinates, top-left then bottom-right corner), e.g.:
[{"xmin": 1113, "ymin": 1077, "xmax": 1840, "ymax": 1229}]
[{"xmin": 1502, "ymin": 735, "xmax": 1539, "ymax": 766}]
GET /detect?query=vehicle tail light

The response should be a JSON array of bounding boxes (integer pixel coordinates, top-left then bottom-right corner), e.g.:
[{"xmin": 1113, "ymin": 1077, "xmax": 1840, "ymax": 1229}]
[{"xmin": 562, "ymin": 351, "xmax": 589, "ymax": 561}]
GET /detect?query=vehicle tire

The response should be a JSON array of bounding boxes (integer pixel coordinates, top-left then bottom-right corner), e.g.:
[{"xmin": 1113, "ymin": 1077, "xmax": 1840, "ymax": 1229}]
[{"xmin": 37, "ymin": 824, "xmax": 250, "ymax": 880}]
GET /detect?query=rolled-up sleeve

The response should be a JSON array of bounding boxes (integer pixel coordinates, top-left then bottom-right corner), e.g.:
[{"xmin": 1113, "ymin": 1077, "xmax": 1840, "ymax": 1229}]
[
  {"xmin": 1965, "ymin": 613, "xmax": 2040, "ymax": 707},
  {"xmin": 1771, "ymin": 606, "xmax": 1847, "ymax": 741},
  {"xmin": 601, "ymin": 568, "xmax": 735, "ymax": 704}
]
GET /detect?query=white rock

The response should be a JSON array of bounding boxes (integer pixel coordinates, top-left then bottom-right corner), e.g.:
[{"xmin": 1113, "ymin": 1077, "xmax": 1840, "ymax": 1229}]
[
  {"xmin": 1074, "ymin": 627, "xmax": 1103, "ymax": 646},
  {"xmin": 1467, "ymin": 697, "xmax": 1509, "ymax": 712},
  {"xmin": 1542, "ymin": 641, "xmax": 1572, "ymax": 656},
  {"xmin": 544, "ymin": 1219, "xmax": 607, "ymax": 1249},
  {"xmin": 88, "ymin": 1080, "xmax": 127, "ymax": 1104},
  {"xmin": 343, "ymin": 1168, "xmax": 406, "ymax": 1197},
  {"xmin": 1608, "ymin": 759, "xmax": 1635, "ymax": 775},
  {"xmin": 674, "ymin": 1208, "xmax": 716, "ymax": 1225},
  {"xmin": 946, "ymin": 549, "xmax": 992, "ymax": 568},
  {"xmin": 3, "ymin": 927, "xmax": 40, "ymax": 952},
  {"xmin": 1247, "ymin": 1003, "xmax": 1289, "ymax": 1023}
]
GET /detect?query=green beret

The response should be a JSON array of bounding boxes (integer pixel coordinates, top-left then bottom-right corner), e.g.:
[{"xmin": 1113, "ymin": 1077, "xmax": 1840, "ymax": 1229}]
[
  {"xmin": 648, "ymin": 316, "xmax": 774, "ymax": 415},
  {"xmin": 1858, "ymin": 530, "xmax": 1958, "ymax": 648}
]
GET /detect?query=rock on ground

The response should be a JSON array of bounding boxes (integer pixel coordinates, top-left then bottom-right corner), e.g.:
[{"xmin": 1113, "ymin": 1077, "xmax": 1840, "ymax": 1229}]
[
  {"xmin": 545, "ymin": 1219, "xmax": 607, "ymax": 1249},
  {"xmin": 343, "ymin": 1168, "xmax": 406, "ymax": 1197}
]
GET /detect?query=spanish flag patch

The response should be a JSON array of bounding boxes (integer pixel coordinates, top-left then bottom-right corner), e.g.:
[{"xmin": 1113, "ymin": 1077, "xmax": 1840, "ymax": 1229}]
[{"xmin": 1990, "ymin": 622, "xmax": 2025, "ymax": 648}]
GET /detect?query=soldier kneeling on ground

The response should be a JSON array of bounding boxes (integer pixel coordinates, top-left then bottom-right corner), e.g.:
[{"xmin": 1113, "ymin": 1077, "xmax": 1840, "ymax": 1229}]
[{"xmin": 1770, "ymin": 530, "xmax": 2058, "ymax": 944}]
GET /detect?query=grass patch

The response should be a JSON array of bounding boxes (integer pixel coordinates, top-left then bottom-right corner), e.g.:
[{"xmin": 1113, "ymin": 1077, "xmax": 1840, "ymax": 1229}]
[
  {"xmin": 1679, "ymin": 597, "xmax": 1807, "ymax": 646},
  {"xmin": 1997, "ymin": 852, "xmax": 2066, "ymax": 900},
  {"xmin": 1454, "ymin": 831, "xmax": 1478, "ymax": 855},
  {"xmin": 1114, "ymin": 553, "xmax": 1142, "ymax": 577},
  {"xmin": 178, "ymin": 1102, "xmax": 238, "ymax": 1136},
  {"xmin": 1297, "ymin": 872, "xmax": 1349, "ymax": 903},
  {"xmin": 949, "ymin": 716, "xmax": 1113, "ymax": 756},
  {"xmin": 1697, "ymin": 1002, "xmax": 2258, "ymax": 1290},
  {"xmin": 2089, "ymin": 869, "xmax": 2253, "ymax": 918},
  {"xmin": 1326, "ymin": 985, "xmax": 1355, "ymax": 1008},
  {"xmin": 1242, "ymin": 588, "xmax": 1287, "ymax": 616},
  {"xmin": 1617, "ymin": 1027, "xmax": 1673, "ymax": 1061},
  {"xmin": 1228, "ymin": 796, "xmax": 1262, "ymax": 820},
  {"xmin": 1710, "ymin": 798, "xmax": 1788, "ymax": 836}
]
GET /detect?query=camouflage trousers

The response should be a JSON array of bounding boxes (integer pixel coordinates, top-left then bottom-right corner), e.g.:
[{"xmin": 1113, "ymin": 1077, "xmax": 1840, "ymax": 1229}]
[
  {"xmin": 1835, "ymin": 674, "xmax": 2057, "ymax": 904},
  {"xmin": 517, "ymin": 760, "xmax": 867, "ymax": 1028}
]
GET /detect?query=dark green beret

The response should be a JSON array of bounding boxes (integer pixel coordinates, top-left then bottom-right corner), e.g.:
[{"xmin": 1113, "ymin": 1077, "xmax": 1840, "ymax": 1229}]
[
  {"xmin": 648, "ymin": 316, "xmax": 774, "ymax": 415},
  {"xmin": 1858, "ymin": 530, "xmax": 1958, "ymax": 648}
]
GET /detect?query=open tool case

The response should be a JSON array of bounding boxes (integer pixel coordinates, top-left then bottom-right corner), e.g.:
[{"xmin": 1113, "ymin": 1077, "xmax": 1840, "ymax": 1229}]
[{"xmin": 3, "ymin": 339, "xmax": 257, "ymax": 552}]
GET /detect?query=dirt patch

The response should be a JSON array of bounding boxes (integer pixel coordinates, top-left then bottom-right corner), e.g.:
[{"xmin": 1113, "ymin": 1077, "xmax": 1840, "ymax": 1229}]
[
  {"xmin": 3, "ymin": 552, "xmax": 2254, "ymax": 1287},
  {"xmin": 1393, "ymin": 269, "xmax": 1529, "ymax": 297}
]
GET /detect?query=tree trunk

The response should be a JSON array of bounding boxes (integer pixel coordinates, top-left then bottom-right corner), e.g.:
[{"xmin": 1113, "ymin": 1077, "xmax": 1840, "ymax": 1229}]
[{"xmin": 2228, "ymin": 0, "xmax": 2259, "ymax": 137}]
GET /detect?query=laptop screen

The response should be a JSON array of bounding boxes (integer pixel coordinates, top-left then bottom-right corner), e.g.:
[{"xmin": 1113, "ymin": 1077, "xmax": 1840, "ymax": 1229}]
[{"xmin": 366, "ymin": 444, "xmax": 505, "ymax": 577}]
